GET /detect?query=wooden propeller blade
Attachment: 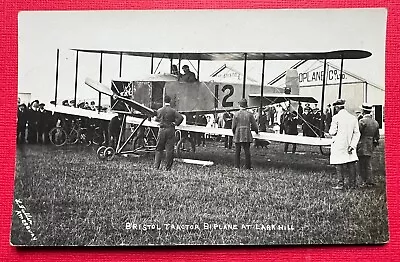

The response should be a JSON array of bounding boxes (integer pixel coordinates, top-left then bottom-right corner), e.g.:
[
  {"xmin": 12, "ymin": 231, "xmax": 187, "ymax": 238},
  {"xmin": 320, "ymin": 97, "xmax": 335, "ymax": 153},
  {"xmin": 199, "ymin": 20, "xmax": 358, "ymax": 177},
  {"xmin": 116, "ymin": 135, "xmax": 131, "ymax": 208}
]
[{"xmin": 85, "ymin": 77, "xmax": 114, "ymax": 96}]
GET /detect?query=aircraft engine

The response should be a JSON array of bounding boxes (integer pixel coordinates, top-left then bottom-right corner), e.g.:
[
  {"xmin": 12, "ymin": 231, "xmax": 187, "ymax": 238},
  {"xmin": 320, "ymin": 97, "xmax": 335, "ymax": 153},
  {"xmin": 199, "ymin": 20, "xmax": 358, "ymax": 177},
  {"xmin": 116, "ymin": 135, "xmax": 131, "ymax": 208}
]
[{"xmin": 285, "ymin": 69, "xmax": 299, "ymax": 95}]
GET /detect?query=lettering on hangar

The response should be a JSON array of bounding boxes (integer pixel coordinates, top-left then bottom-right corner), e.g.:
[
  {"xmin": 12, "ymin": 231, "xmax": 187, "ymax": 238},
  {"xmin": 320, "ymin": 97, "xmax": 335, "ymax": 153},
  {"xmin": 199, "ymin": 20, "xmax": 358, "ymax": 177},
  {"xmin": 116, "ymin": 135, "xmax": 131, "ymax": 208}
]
[{"xmin": 298, "ymin": 69, "xmax": 346, "ymax": 83}]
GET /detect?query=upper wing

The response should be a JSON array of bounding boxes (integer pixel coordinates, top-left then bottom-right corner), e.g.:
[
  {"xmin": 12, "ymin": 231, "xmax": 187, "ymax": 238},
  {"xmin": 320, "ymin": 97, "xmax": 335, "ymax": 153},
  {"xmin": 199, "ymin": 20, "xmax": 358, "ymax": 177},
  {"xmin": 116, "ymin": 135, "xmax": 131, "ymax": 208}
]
[{"xmin": 73, "ymin": 50, "xmax": 372, "ymax": 61}]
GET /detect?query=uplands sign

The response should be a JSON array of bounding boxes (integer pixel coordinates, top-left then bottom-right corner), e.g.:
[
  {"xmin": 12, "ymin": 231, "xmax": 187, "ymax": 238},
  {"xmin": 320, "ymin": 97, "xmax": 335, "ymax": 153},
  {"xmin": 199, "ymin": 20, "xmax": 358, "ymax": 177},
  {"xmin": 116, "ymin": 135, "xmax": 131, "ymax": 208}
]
[
  {"xmin": 298, "ymin": 69, "xmax": 347, "ymax": 83},
  {"xmin": 299, "ymin": 69, "xmax": 346, "ymax": 83}
]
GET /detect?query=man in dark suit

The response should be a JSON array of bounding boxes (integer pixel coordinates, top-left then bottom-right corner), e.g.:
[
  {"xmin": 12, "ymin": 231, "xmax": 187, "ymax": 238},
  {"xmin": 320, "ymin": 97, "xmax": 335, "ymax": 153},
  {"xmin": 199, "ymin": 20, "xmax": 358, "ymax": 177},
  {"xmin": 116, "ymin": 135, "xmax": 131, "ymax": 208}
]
[
  {"xmin": 302, "ymin": 107, "xmax": 313, "ymax": 137},
  {"xmin": 357, "ymin": 103, "xmax": 380, "ymax": 187},
  {"xmin": 223, "ymin": 111, "xmax": 233, "ymax": 149},
  {"xmin": 154, "ymin": 95, "xmax": 184, "ymax": 171},
  {"xmin": 17, "ymin": 103, "xmax": 28, "ymax": 144},
  {"xmin": 298, "ymin": 102, "xmax": 303, "ymax": 117},
  {"xmin": 180, "ymin": 65, "xmax": 197, "ymax": 83},
  {"xmin": 282, "ymin": 110, "xmax": 299, "ymax": 154},
  {"xmin": 325, "ymin": 104, "xmax": 333, "ymax": 132},
  {"xmin": 196, "ymin": 113, "xmax": 207, "ymax": 146},
  {"xmin": 27, "ymin": 100, "xmax": 40, "ymax": 144},
  {"xmin": 108, "ymin": 114, "xmax": 123, "ymax": 149},
  {"xmin": 232, "ymin": 98, "xmax": 259, "ymax": 170},
  {"xmin": 37, "ymin": 103, "xmax": 51, "ymax": 144}
]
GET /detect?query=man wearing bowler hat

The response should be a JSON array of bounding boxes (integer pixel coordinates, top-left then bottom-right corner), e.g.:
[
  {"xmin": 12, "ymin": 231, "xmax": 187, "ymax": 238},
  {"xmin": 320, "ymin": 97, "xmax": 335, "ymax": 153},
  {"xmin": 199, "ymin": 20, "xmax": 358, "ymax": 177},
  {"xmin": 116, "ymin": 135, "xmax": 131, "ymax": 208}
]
[
  {"xmin": 357, "ymin": 103, "xmax": 380, "ymax": 187},
  {"xmin": 329, "ymin": 99, "xmax": 360, "ymax": 189},
  {"xmin": 232, "ymin": 98, "xmax": 259, "ymax": 170}
]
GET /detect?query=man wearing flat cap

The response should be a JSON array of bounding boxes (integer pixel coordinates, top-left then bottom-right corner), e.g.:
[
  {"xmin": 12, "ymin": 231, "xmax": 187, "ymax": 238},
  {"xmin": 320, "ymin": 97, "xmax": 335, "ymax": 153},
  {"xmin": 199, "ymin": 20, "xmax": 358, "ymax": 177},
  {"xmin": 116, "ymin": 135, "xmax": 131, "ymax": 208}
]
[
  {"xmin": 154, "ymin": 95, "xmax": 184, "ymax": 171},
  {"xmin": 329, "ymin": 99, "xmax": 360, "ymax": 189},
  {"xmin": 357, "ymin": 103, "xmax": 380, "ymax": 187},
  {"xmin": 232, "ymin": 98, "xmax": 259, "ymax": 170}
]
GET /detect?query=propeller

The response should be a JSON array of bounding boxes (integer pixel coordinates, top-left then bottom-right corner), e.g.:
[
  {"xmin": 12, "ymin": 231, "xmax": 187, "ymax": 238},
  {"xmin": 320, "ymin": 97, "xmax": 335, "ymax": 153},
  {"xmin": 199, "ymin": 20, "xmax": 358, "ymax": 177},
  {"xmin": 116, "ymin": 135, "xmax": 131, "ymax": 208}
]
[
  {"xmin": 84, "ymin": 77, "xmax": 155, "ymax": 116},
  {"xmin": 85, "ymin": 77, "xmax": 114, "ymax": 97}
]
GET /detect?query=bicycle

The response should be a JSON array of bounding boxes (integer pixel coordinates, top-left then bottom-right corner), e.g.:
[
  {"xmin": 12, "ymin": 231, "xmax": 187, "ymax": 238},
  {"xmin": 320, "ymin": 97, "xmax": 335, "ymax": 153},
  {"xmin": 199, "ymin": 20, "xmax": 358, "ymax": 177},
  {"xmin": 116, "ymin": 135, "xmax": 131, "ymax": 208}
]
[{"xmin": 49, "ymin": 118, "xmax": 92, "ymax": 146}]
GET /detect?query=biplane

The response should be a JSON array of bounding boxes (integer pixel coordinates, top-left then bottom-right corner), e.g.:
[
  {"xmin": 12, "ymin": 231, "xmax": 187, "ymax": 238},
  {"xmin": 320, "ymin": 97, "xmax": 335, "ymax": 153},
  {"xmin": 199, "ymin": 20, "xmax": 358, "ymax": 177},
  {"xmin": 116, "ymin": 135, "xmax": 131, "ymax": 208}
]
[{"xmin": 48, "ymin": 49, "xmax": 372, "ymax": 161}]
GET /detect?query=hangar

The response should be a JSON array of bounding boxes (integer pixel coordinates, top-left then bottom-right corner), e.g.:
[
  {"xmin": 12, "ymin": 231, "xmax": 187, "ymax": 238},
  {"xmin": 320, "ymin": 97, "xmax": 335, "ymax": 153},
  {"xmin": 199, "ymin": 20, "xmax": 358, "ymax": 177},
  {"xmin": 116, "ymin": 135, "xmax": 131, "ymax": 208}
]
[{"xmin": 211, "ymin": 61, "xmax": 385, "ymax": 128}]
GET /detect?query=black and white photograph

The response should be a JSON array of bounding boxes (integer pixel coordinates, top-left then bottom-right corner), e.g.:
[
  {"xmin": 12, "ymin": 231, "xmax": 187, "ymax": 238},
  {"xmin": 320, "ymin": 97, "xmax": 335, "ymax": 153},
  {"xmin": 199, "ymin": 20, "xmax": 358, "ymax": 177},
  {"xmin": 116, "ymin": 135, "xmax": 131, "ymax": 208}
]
[{"xmin": 11, "ymin": 9, "xmax": 388, "ymax": 246}]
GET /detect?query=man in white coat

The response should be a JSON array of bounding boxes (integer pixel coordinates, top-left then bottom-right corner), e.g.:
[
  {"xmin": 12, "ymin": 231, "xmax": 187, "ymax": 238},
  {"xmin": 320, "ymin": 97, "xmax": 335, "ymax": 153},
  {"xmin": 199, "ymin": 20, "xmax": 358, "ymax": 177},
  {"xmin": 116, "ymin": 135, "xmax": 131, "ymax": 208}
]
[{"xmin": 329, "ymin": 99, "xmax": 361, "ymax": 189}]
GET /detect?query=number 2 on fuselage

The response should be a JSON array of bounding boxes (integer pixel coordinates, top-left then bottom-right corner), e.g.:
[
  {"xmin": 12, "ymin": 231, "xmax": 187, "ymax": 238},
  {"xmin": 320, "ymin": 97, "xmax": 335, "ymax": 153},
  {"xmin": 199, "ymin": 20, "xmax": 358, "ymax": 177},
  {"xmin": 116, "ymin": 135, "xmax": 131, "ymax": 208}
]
[{"xmin": 221, "ymin": 85, "xmax": 234, "ymax": 107}]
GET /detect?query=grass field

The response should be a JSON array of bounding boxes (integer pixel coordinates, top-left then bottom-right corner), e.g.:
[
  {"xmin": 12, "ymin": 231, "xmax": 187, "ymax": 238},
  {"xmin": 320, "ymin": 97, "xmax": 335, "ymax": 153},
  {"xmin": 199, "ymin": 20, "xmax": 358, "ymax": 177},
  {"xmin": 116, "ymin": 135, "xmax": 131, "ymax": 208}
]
[{"xmin": 10, "ymin": 139, "xmax": 388, "ymax": 246}]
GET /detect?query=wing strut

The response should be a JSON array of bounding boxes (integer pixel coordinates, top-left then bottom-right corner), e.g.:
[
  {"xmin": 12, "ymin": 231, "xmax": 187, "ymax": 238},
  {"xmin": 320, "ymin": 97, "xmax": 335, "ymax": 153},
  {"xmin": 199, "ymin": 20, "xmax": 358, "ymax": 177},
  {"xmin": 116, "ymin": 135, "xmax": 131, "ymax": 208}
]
[
  {"xmin": 73, "ymin": 50, "xmax": 79, "ymax": 108},
  {"xmin": 259, "ymin": 53, "xmax": 266, "ymax": 123},
  {"xmin": 338, "ymin": 53, "xmax": 344, "ymax": 98},
  {"xmin": 119, "ymin": 52, "xmax": 123, "ymax": 77},
  {"xmin": 242, "ymin": 53, "xmax": 247, "ymax": 98},
  {"xmin": 98, "ymin": 51, "xmax": 103, "ymax": 113},
  {"xmin": 151, "ymin": 53, "xmax": 154, "ymax": 74},
  {"xmin": 54, "ymin": 49, "xmax": 60, "ymax": 106},
  {"xmin": 178, "ymin": 54, "xmax": 182, "ymax": 81},
  {"xmin": 320, "ymin": 57, "xmax": 327, "ymax": 137},
  {"xmin": 197, "ymin": 59, "xmax": 201, "ymax": 81}
]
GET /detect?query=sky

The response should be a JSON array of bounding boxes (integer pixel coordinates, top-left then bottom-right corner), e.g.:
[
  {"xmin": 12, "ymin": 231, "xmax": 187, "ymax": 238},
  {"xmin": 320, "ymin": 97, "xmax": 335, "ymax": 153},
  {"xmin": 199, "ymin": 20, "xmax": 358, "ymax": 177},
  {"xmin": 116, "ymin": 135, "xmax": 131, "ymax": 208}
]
[{"xmin": 18, "ymin": 9, "xmax": 387, "ymax": 105}]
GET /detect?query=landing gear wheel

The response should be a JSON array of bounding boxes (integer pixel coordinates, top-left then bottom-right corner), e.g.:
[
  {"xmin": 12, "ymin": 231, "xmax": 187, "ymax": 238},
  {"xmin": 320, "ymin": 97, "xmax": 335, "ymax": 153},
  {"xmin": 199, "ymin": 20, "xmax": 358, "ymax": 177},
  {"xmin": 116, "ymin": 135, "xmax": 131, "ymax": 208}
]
[
  {"xmin": 97, "ymin": 146, "xmax": 107, "ymax": 160},
  {"xmin": 104, "ymin": 147, "xmax": 116, "ymax": 161},
  {"xmin": 176, "ymin": 137, "xmax": 196, "ymax": 158}
]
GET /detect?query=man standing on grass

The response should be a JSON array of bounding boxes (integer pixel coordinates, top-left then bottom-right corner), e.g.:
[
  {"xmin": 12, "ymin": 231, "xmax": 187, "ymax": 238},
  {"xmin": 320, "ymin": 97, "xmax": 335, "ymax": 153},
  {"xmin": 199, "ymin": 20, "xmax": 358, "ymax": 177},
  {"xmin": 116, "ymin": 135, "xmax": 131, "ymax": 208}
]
[
  {"xmin": 27, "ymin": 100, "xmax": 40, "ymax": 144},
  {"xmin": 282, "ymin": 110, "xmax": 298, "ymax": 154},
  {"xmin": 108, "ymin": 113, "xmax": 124, "ymax": 149},
  {"xmin": 232, "ymin": 98, "xmax": 259, "ymax": 170},
  {"xmin": 329, "ymin": 99, "xmax": 360, "ymax": 189},
  {"xmin": 223, "ymin": 111, "xmax": 233, "ymax": 149},
  {"xmin": 357, "ymin": 103, "xmax": 380, "ymax": 187},
  {"xmin": 154, "ymin": 95, "xmax": 184, "ymax": 171},
  {"xmin": 17, "ymin": 103, "xmax": 28, "ymax": 144}
]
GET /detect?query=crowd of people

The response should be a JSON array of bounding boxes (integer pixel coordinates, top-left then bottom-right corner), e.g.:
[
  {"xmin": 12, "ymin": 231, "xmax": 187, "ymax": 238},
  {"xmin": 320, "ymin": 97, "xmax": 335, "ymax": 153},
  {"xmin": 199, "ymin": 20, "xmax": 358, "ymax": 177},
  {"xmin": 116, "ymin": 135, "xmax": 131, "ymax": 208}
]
[
  {"xmin": 173, "ymin": 99, "xmax": 380, "ymax": 188},
  {"xmin": 328, "ymin": 99, "xmax": 380, "ymax": 189},
  {"xmin": 17, "ymin": 98, "xmax": 109, "ymax": 145},
  {"xmin": 17, "ymin": 99, "xmax": 53, "ymax": 144},
  {"xmin": 18, "ymin": 95, "xmax": 381, "ymax": 188},
  {"xmin": 173, "ymin": 101, "xmax": 333, "ymax": 152},
  {"xmin": 61, "ymin": 99, "xmax": 108, "ymax": 112},
  {"xmin": 251, "ymin": 102, "xmax": 332, "ymax": 138}
]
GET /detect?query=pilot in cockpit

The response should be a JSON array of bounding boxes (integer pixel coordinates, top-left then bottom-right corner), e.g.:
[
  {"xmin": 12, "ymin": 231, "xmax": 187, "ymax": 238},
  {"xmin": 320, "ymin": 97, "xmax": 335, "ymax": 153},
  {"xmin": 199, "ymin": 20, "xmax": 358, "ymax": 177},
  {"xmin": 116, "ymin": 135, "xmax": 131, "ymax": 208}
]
[
  {"xmin": 180, "ymin": 65, "xmax": 197, "ymax": 83},
  {"xmin": 171, "ymin": 64, "xmax": 179, "ymax": 76}
]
